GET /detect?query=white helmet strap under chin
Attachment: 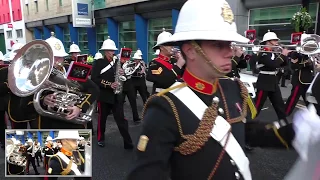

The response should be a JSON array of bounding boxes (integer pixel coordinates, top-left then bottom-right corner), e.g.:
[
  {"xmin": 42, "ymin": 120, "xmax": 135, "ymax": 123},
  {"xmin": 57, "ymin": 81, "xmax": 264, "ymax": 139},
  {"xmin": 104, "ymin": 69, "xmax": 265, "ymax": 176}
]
[{"xmin": 190, "ymin": 41, "xmax": 229, "ymax": 77}]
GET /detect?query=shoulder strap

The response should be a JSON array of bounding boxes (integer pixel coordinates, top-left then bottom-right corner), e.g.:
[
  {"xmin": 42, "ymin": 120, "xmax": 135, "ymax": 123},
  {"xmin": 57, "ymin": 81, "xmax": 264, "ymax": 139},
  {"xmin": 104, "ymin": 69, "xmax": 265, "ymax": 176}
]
[
  {"xmin": 154, "ymin": 59, "xmax": 173, "ymax": 70},
  {"xmin": 56, "ymin": 152, "xmax": 82, "ymax": 175},
  {"xmin": 100, "ymin": 59, "xmax": 116, "ymax": 74}
]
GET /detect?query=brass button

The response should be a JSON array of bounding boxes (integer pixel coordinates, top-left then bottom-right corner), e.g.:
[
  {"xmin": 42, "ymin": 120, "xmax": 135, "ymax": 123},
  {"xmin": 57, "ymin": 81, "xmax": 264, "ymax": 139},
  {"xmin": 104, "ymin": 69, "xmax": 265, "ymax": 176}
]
[
  {"xmin": 213, "ymin": 97, "xmax": 220, "ymax": 103},
  {"xmin": 235, "ymin": 172, "xmax": 240, "ymax": 179},
  {"xmin": 230, "ymin": 159, "xmax": 236, "ymax": 166},
  {"xmin": 218, "ymin": 108, "xmax": 224, "ymax": 114}
]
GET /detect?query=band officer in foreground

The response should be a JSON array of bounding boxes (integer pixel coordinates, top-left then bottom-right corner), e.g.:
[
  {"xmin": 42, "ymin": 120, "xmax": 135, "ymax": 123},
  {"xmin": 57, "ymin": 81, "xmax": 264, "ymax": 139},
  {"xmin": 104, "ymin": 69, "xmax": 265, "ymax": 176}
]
[
  {"xmin": 127, "ymin": 0, "xmax": 257, "ymax": 179},
  {"xmin": 254, "ymin": 30, "xmax": 289, "ymax": 123},
  {"xmin": 47, "ymin": 130, "xmax": 90, "ymax": 179},
  {"xmin": 284, "ymin": 52, "xmax": 313, "ymax": 115},
  {"xmin": 38, "ymin": 33, "xmax": 99, "ymax": 129},
  {"xmin": 146, "ymin": 28, "xmax": 186, "ymax": 94},
  {"xmin": 91, "ymin": 36, "xmax": 133, "ymax": 149},
  {"xmin": 25, "ymin": 139, "xmax": 40, "ymax": 175}
]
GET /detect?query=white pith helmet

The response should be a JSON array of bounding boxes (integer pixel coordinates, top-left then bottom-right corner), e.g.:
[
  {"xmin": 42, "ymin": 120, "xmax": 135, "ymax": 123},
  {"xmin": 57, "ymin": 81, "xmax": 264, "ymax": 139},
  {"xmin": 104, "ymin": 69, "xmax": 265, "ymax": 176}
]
[
  {"xmin": 14, "ymin": 140, "xmax": 21, "ymax": 145},
  {"xmin": 4, "ymin": 42, "xmax": 25, "ymax": 61},
  {"xmin": 100, "ymin": 36, "xmax": 118, "ymax": 51},
  {"xmin": 94, "ymin": 52, "xmax": 103, "ymax": 60},
  {"xmin": 46, "ymin": 136, "xmax": 53, "ymax": 142},
  {"xmin": 80, "ymin": 137, "xmax": 85, "ymax": 140},
  {"xmin": 136, "ymin": 49, "xmax": 143, "ymax": 56},
  {"xmin": 45, "ymin": 32, "xmax": 69, "ymax": 57},
  {"xmin": 261, "ymin": 30, "xmax": 280, "ymax": 42},
  {"xmin": 54, "ymin": 130, "xmax": 81, "ymax": 140},
  {"xmin": 11, "ymin": 42, "xmax": 24, "ymax": 53},
  {"xmin": 153, "ymin": 28, "xmax": 172, "ymax": 49},
  {"xmin": 27, "ymin": 139, "xmax": 33, "ymax": 143},
  {"xmin": 159, "ymin": 0, "xmax": 249, "ymax": 46},
  {"xmin": 153, "ymin": 49, "xmax": 160, "ymax": 55},
  {"xmin": 0, "ymin": 51, "xmax": 4, "ymax": 60},
  {"xmin": 132, "ymin": 52, "xmax": 142, "ymax": 60},
  {"xmin": 10, "ymin": 137, "xmax": 16, "ymax": 143},
  {"xmin": 69, "ymin": 42, "xmax": 81, "ymax": 53}
]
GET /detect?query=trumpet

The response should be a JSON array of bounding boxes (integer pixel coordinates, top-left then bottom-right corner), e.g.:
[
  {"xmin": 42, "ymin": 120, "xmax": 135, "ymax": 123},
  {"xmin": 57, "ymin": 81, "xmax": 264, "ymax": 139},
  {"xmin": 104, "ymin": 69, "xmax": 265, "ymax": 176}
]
[{"xmin": 232, "ymin": 33, "xmax": 320, "ymax": 56}]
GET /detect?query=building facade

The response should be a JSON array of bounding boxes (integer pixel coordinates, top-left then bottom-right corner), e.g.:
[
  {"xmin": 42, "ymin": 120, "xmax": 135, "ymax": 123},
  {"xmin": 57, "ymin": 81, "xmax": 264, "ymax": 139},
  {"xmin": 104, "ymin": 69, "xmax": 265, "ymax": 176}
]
[
  {"xmin": 22, "ymin": 0, "xmax": 319, "ymax": 63},
  {"xmin": 0, "ymin": 0, "xmax": 26, "ymax": 54}
]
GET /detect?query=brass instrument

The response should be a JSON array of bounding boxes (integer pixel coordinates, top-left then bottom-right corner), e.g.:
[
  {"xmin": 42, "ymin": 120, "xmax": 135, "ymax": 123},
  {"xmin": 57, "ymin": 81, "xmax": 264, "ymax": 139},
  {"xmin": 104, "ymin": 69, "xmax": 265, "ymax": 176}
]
[
  {"xmin": 232, "ymin": 33, "xmax": 320, "ymax": 55},
  {"xmin": 6, "ymin": 139, "xmax": 27, "ymax": 167},
  {"xmin": 114, "ymin": 56, "xmax": 126, "ymax": 94},
  {"xmin": 122, "ymin": 60, "xmax": 141, "ymax": 76},
  {"xmin": 8, "ymin": 40, "xmax": 95, "ymax": 124}
]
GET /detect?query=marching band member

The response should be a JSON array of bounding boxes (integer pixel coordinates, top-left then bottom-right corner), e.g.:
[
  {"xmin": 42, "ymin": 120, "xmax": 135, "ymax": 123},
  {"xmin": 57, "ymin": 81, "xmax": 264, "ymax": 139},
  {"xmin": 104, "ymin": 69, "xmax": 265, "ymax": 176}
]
[
  {"xmin": 25, "ymin": 139, "xmax": 40, "ymax": 175},
  {"xmin": 254, "ymin": 30, "xmax": 289, "ymax": 123},
  {"xmin": 146, "ymin": 28, "xmax": 186, "ymax": 94},
  {"xmin": 131, "ymin": 50, "xmax": 149, "ymax": 104},
  {"xmin": 127, "ymin": 0, "xmax": 256, "ymax": 179},
  {"xmin": 34, "ymin": 140, "xmax": 42, "ymax": 167},
  {"xmin": 120, "ymin": 56, "xmax": 141, "ymax": 124},
  {"xmin": 91, "ymin": 36, "xmax": 133, "ymax": 149},
  {"xmin": 64, "ymin": 42, "xmax": 81, "ymax": 69},
  {"xmin": 47, "ymin": 130, "xmax": 89, "ymax": 179},
  {"xmin": 0, "ymin": 43, "xmax": 39, "ymax": 129},
  {"xmin": 44, "ymin": 136, "xmax": 55, "ymax": 175},
  {"xmin": 7, "ymin": 139, "xmax": 26, "ymax": 175},
  {"xmin": 38, "ymin": 33, "xmax": 99, "ymax": 129},
  {"xmin": 94, "ymin": 52, "xmax": 103, "ymax": 60},
  {"xmin": 285, "ymin": 52, "xmax": 313, "ymax": 115},
  {"xmin": 226, "ymin": 46, "xmax": 247, "ymax": 78}
]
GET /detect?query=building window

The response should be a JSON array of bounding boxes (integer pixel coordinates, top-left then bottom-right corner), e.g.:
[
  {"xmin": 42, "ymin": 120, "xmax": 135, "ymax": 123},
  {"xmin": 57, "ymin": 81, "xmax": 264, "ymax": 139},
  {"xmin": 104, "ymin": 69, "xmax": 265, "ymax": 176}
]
[
  {"xmin": 35, "ymin": 2, "xmax": 38, "ymax": 12},
  {"xmin": 6, "ymin": 31, "xmax": 12, "ymax": 38},
  {"xmin": 16, "ymin": 29, "xmax": 23, "ymax": 38},
  {"xmin": 59, "ymin": 0, "xmax": 62, "ymax": 6},
  {"xmin": 96, "ymin": 24, "xmax": 108, "ymax": 51},
  {"xmin": 78, "ymin": 28, "xmax": 89, "ymax": 54},
  {"xmin": 63, "ymin": 26, "xmax": 71, "ymax": 53},
  {"xmin": 119, "ymin": 21, "xmax": 136, "ymax": 54},
  {"xmin": 12, "ymin": 11, "xmax": 15, "ymax": 20},
  {"xmin": 148, "ymin": 18, "xmax": 173, "ymax": 63},
  {"xmin": 249, "ymin": 3, "xmax": 318, "ymax": 43},
  {"xmin": 46, "ymin": 0, "xmax": 49, "ymax": 10}
]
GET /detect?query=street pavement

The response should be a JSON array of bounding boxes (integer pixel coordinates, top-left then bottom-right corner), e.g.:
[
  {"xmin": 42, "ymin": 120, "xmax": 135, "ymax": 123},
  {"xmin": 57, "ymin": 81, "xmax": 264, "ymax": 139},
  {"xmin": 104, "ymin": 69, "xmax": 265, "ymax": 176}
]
[{"xmin": 0, "ymin": 78, "xmax": 306, "ymax": 180}]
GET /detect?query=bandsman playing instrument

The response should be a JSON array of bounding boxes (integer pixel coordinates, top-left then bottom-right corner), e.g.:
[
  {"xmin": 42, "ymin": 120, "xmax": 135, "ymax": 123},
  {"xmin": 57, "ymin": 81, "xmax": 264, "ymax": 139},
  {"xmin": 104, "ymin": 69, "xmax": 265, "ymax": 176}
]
[
  {"xmin": 44, "ymin": 136, "xmax": 55, "ymax": 175},
  {"xmin": 147, "ymin": 28, "xmax": 186, "ymax": 94},
  {"xmin": 285, "ymin": 52, "xmax": 313, "ymax": 115},
  {"xmin": 32, "ymin": 33, "xmax": 99, "ymax": 129},
  {"xmin": 131, "ymin": 50, "xmax": 149, "ymax": 104},
  {"xmin": 0, "ymin": 43, "xmax": 39, "ymax": 129},
  {"xmin": 6, "ymin": 138, "xmax": 26, "ymax": 175},
  {"xmin": 127, "ymin": 0, "xmax": 257, "ymax": 179},
  {"xmin": 91, "ymin": 36, "xmax": 133, "ymax": 149},
  {"xmin": 47, "ymin": 130, "xmax": 89, "ymax": 179},
  {"xmin": 34, "ymin": 140, "xmax": 42, "ymax": 167},
  {"xmin": 64, "ymin": 42, "xmax": 81, "ymax": 69},
  {"xmin": 254, "ymin": 30, "xmax": 289, "ymax": 123},
  {"xmin": 226, "ymin": 46, "xmax": 247, "ymax": 78},
  {"xmin": 25, "ymin": 139, "xmax": 40, "ymax": 175}
]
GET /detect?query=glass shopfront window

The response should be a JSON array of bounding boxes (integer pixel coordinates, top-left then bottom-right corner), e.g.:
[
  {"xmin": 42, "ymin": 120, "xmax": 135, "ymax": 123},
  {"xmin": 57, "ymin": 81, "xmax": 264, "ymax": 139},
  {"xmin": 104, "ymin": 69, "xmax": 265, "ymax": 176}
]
[
  {"xmin": 249, "ymin": 3, "xmax": 318, "ymax": 43},
  {"xmin": 63, "ymin": 26, "xmax": 71, "ymax": 53},
  {"xmin": 148, "ymin": 18, "xmax": 172, "ymax": 63},
  {"xmin": 78, "ymin": 28, "xmax": 89, "ymax": 54},
  {"xmin": 119, "ymin": 21, "xmax": 137, "ymax": 54},
  {"xmin": 96, "ymin": 24, "xmax": 108, "ymax": 51}
]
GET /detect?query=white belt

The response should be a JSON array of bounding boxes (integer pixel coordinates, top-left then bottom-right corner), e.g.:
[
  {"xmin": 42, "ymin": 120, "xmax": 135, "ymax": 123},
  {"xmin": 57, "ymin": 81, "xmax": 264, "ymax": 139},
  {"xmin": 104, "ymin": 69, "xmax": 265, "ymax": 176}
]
[
  {"xmin": 46, "ymin": 155, "xmax": 54, "ymax": 157},
  {"xmin": 155, "ymin": 88, "xmax": 163, "ymax": 92},
  {"xmin": 259, "ymin": 71, "xmax": 277, "ymax": 75}
]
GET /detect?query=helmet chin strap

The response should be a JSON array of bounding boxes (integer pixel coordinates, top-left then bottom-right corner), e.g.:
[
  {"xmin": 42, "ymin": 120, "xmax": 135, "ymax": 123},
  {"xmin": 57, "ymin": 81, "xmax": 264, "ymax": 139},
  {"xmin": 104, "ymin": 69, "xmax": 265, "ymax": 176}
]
[{"xmin": 190, "ymin": 41, "xmax": 230, "ymax": 77}]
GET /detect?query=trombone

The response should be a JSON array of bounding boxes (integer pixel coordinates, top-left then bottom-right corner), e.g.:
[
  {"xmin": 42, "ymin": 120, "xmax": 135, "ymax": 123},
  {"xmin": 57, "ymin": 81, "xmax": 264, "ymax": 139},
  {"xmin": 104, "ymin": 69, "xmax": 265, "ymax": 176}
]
[{"xmin": 232, "ymin": 33, "xmax": 320, "ymax": 56}]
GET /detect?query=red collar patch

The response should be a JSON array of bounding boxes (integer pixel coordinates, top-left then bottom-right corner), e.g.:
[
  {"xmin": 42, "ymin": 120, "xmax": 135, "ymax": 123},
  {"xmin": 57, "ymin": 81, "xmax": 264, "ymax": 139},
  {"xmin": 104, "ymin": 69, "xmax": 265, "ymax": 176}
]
[
  {"xmin": 183, "ymin": 69, "xmax": 218, "ymax": 95},
  {"xmin": 157, "ymin": 54, "xmax": 170, "ymax": 61}
]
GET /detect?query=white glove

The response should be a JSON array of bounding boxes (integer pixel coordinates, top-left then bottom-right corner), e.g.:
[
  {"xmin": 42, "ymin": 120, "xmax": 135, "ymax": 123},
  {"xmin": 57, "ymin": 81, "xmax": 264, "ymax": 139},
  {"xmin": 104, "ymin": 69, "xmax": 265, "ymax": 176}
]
[{"xmin": 292, "ymin": 104, "xmax": 320, "ymax": 161}]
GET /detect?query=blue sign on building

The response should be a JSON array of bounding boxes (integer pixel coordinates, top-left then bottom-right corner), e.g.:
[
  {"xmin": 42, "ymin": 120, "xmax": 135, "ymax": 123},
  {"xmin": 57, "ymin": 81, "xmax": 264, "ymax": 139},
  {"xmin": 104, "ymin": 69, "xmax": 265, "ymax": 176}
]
[{"xmin": 77, "ymin": 3, "xmax": 89, "ymax": 16}]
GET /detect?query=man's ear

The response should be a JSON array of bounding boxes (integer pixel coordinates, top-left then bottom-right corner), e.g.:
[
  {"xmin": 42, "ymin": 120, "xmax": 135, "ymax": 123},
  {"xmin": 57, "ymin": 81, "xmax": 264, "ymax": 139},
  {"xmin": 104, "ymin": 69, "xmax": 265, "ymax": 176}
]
[{"xmin": 181, "ymin": 42, "xmax": 197, "ymax": 61}]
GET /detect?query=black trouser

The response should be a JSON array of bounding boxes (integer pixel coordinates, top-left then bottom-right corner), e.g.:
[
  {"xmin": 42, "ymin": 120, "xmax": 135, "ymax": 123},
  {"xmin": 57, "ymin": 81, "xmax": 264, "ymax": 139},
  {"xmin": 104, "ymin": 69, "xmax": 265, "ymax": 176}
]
[
  {"xmin": 26, "ymin": 157, "xmax": 39, "ymax": 174},
  {"xmin": 120, "ymin": 89, "xmax": 140, "ymax": 122},
  {"xmin": 132, "ymin": 77, "xmax": 149, "ymax": 103},
  {"xmin": 285, "ymin": 84, "xmax": 310, "ymax": 116},
  {"xmin": 38, "ymin": 116, "xmax": 86, "ymax": 129},
  {"xmin": 35, "ymin": 151, "xmax": 42, "ymax": 166},
  {"xmin": 97, "ymin": 101, "xmax": 132, "ymax": 144},
  {"xmin": 255, "ymin": 86, "xmax": 287, "ymax": 120},
  {"xmin": 9, "ymin": 120, "xmax": 38, "ymax": 129},
  {"xmin": 0, "ymin": 111, "xmax": 6, "ymax": 145},
  {"xmin": 7, "ymin": 163, "xmax": 25, "ymax": 175},
  {"xmin": 277, "ymin": 71, "xmax": 286, "ymax": 86}
]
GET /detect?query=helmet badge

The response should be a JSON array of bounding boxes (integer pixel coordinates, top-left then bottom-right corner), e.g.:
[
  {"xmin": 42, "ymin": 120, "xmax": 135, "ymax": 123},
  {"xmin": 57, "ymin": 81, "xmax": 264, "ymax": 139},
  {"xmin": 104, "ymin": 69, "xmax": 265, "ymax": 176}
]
[{"xmin": 221, "ymin": 2, "xmax": 234, "ymax": 24}]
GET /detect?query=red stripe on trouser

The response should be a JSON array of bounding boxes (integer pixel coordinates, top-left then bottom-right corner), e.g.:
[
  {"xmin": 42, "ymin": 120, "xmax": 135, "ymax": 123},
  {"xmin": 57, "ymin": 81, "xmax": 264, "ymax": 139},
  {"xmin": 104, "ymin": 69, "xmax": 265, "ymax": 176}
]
[
  {"xmin": 255, "ymin": 90, "xmax": 264, "ymax": 109},
  {"xmin": 26, "ymin": 160, "xmax": 29, "ymax": 172},
  {"xmin": 286, "ymin": 85, "xmax": 300, "ymax": 115},
  {"xmin": 97, "ymin": 102, "xmax": 102, "ymax": 141}
]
